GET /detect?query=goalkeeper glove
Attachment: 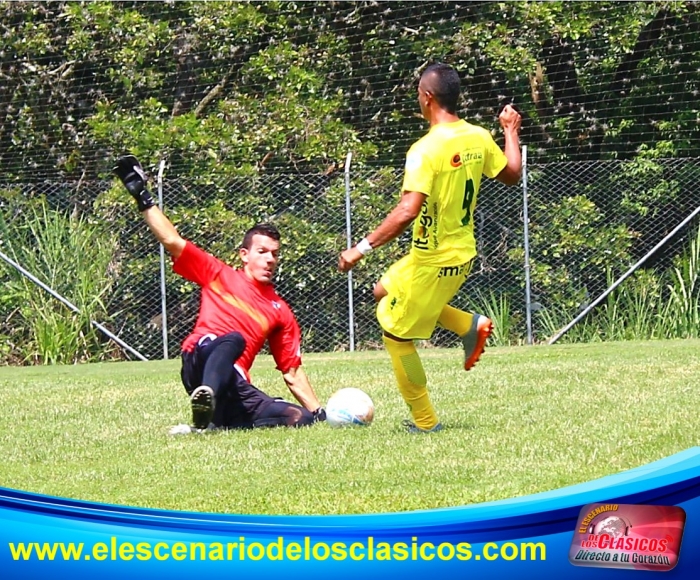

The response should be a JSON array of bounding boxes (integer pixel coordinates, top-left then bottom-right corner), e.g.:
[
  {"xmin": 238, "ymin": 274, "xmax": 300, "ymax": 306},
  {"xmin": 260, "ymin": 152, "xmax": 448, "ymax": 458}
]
[
  {"xmin": 313, "ymin": 407, "xmax": 327, "ymax": 423},
  {"xmin": 113, "ymin": 155, "xmax": 156, "ymax": 212}
]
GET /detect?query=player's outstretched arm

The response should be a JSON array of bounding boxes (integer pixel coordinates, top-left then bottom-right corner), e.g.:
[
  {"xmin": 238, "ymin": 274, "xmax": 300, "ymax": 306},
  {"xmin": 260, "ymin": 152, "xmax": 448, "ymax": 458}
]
[
  {"xmin": 141, "ymin": 206, "xmax": 186, "ymax": 260},
  {"xmin": 113, "ymin": 155, "xmax": 186, "ymax": 260},
  {"xmin": 496, "ymin": 104, "xmax": 522, "ymax": 186},
  {"xmin": 338, "ymin": 190, "xmax": 425, "ymax": 272},
  {"xmin": 282, "ymin": 366, "xmax": 325, "ymax": 421}
]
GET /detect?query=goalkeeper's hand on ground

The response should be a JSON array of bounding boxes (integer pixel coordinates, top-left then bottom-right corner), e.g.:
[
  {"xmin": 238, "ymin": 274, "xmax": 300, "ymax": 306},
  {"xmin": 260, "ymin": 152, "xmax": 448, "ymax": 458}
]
[
  {"xmin": 113, "ymin": 155, "xmax": 156, "ymax": 212},
  {"xmin": 313, "ymin": 407, "xmax": 327, "ymax": 423}
]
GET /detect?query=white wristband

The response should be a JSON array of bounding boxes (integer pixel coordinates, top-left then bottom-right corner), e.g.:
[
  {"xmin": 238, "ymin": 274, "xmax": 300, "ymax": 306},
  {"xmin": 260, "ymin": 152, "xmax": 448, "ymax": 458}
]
[{"xmin": 356, "ymin": 238, "xmax": 374, "ymax": 256}]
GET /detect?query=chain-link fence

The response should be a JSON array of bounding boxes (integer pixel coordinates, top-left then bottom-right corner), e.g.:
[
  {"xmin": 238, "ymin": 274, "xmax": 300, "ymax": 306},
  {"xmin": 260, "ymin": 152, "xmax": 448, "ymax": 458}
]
[
  {"xmin": 524, "ymin": 157, "xmax": 700, "ymax": 344},
  {"xmin": 2, "ymin": 154, "xmax": 700, "ymax": 364}
]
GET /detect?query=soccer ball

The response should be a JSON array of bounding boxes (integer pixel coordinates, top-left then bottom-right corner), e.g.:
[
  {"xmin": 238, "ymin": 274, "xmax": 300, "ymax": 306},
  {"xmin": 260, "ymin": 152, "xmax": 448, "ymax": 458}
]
[{"xmin": 326, "ymin": 387, "xmax": 374, "ymax": 428}]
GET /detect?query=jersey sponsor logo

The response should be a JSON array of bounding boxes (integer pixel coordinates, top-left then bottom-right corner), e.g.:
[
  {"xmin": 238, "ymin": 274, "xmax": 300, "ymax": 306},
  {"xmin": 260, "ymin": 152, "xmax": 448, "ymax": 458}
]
[
  {"xmin": 463, "ymin": 151, "xmax": 483, "ymax": 162},
  {"xmin": 405, "ymin": 152, "xmax": 422, "ymax": 171},
  {"xmin": 451, "ymin": 151, "xmax": 483, "ymax": 168},
  {"xmin": 271, "ymin": 301, "xmax": 281, "ymax": 310},
  {"xmin": 414, "ymin": 199, "xmax": 431, "ymax": 249},
  {"xmin": 418, "ymin": 214, "xmax": 433, "ymax": 238},
  {"xmin": 438, "ymin": 264, "xmax": 465, "ymax": 278},
  {"xmin": 438, "ymin": 261, "xmax": 473, "ymax": 278},
  {"xmin": 414, "ymin": 199, "xmax": 439, "ymax": 251}
]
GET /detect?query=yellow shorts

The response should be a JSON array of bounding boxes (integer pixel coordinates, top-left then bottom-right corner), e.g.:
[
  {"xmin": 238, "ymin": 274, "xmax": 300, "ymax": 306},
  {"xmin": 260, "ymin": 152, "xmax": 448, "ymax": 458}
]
[{"xmin": 376, "ymin": 254, "xmax": 474, "ymax": 340}]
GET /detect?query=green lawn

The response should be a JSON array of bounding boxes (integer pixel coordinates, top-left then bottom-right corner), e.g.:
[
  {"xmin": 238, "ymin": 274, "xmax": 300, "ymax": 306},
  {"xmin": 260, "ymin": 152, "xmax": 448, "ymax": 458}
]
[{"xmin": 1, "ymin": 340, "xmax": 698, "ymax": 515}]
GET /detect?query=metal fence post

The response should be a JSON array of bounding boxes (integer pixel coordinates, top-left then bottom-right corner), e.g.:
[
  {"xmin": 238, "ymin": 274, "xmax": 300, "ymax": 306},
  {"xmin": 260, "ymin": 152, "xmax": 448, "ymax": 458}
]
[
  {"xmin": 344, "ymin": 152, "xmax": 355, "ymax": 352},
  {"xmin": 522, "ymin": 145, "xmax": 533, "ymax": 345},
  {"xmin": 157, "ymin": 159, "xmax": 169, "ymax": 360}
]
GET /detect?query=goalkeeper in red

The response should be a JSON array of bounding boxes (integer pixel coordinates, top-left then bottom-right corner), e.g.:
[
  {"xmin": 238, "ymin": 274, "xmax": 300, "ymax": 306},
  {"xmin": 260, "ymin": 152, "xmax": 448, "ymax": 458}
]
[
  {"xmin": 339, "ymin": 63, "xmax": 522, "ymax": 433},
  {"xmin": 113, "ymin": 155, "xmax": 326, "ymax": 432}
]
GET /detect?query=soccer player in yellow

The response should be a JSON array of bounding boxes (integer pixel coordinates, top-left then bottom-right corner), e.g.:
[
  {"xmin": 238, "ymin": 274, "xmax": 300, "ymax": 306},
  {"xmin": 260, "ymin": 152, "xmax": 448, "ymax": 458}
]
[{"xmin": 338, "ymin": 63, "xmax": 522, "ymax": 433}]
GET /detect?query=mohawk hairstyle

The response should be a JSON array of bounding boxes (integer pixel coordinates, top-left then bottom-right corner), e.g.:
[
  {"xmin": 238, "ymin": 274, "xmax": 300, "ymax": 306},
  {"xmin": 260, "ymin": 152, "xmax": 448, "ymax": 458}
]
[{"xmin": 421, "ymin": 63, "xmax": 461, "ymax": 114}]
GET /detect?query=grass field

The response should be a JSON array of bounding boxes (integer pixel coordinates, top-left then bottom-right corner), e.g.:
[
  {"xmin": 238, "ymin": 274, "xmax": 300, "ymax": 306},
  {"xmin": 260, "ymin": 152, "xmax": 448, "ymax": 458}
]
[{"xmin": 1, "ymin": 340, "xmax": 698, "ymax": 516}]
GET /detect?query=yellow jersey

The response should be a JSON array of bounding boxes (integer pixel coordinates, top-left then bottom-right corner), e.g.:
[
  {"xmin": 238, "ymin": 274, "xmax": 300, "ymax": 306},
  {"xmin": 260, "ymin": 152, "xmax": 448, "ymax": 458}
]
[{"xmin": 402, "ymin": 119, "xmax": 508, "ymax": 266}]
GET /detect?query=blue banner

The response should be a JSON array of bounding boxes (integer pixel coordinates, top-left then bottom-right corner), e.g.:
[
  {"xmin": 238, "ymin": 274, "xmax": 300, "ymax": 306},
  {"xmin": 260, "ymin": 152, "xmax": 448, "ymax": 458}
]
[{"xmin": 2, "ymin": 447, "xmax": 699, "ymax": 578}]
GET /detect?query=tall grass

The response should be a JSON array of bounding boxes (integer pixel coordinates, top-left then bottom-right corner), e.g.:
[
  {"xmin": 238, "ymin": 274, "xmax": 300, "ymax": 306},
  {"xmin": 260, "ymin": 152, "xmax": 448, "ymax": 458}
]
[
  {"xmin": 664, "ymin": 221, "xmax": 700, "ymax": 338},
  {"xmin": 537, "ymin": 222, "xmax": 700, "ymax": 343},
  {"xmin": 473, "ymin": 289, "xmax": 520, "ymax": 346},
  {"xmin": 596, "ymin": 268, "xmax": 665, "ymax": 341},
  {"xmin": 0, "ymin": 202, "xmax": 119, "ymax": 364},
  {"xmin": 537, "ymin": 272, "xmax": 666, "ymax": 344}
]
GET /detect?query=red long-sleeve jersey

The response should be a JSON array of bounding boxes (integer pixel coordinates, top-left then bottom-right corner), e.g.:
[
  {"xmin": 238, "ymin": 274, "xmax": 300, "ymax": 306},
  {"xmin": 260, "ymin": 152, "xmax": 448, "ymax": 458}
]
[{"xmin": 173, "ymin": 241, "xmax": 302, "ymax": 379}]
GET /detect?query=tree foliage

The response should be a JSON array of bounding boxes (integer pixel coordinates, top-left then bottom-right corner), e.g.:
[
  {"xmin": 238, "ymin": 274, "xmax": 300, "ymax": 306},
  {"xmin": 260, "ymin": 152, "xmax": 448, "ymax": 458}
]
[
  {"xmin": 2, "ymin": 2, "xmax": 700, "ymax": 359},
  {"xmin": 2, "ymin": 1, "xmax": 699, "ymax": 182}
]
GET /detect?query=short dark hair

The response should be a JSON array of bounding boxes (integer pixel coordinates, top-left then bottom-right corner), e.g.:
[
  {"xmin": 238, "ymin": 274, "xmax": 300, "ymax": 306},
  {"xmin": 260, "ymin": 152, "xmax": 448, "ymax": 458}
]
[
  {"xmin": 421, "ymin": 63, "xmax": 460, "ymax": 114},
  {"xmin": 241, "ymin": 223, "xmax": 281, "ymax": 249}
]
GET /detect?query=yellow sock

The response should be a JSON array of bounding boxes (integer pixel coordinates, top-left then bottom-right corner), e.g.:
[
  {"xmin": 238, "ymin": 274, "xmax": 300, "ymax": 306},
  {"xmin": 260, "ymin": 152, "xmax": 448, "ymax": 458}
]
[
  {"xmin": 382, "ymin": 335, "xmax": 438, "ymax": 429},
  {"xmin": 437, "ymin": 305, "xmax": 473, "ymax": 336}
]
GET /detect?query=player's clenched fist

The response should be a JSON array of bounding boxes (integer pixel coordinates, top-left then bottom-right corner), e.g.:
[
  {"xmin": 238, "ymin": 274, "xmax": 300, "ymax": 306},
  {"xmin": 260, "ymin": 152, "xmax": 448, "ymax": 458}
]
[
  {"xmin": 499, "ymin": 104, "xmax": 522, "ymax": 133},
  {"xmin": 338, "ymin": 247, "xmax": 364, "ymax": 272}
]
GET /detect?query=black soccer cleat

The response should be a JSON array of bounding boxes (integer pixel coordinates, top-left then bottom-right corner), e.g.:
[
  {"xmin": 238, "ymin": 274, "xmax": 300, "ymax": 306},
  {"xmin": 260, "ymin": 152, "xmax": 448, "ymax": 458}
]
[{"xmin": 190, "ymin": 385, "xmax": 215, "ymax": 430}]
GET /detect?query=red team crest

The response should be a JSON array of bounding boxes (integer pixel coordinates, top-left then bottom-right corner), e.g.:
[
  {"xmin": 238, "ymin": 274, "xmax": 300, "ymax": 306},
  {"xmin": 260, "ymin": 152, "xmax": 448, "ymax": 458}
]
[{"xmin": 569, "ymin": 503, "xmax": 686, "ymax": 571}]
